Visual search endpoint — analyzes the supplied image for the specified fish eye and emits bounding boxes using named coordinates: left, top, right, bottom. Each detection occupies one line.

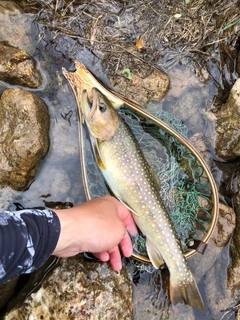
left=99, top=103, right=107, bottom=113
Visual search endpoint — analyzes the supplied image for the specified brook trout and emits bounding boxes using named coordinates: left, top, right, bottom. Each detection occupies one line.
left=81, top=87, right=204, bottom=310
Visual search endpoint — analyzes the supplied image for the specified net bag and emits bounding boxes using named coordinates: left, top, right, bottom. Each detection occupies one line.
left=63, top=61, right=219, bottom=269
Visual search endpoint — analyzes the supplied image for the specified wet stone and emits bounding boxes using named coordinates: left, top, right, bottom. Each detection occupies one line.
left=0, top=88, right=50, bottom=191
left=215, top=79, right=240, bottom=161
left=39, top=167, right=72, bottom=198
left=169, top=87, right=208, bottom=133
left=102, top=47, right=169, bottom=105
left=189, top=132, right=215, bottom=165
left=167, top=67, right=204, bottom=99
left=0, top=41, right=42, bottom=88
left=0, top=1, right=23, bottom=12
left=212, top=203, right=236, bottom=247
left=0, top=1, right=35, bottom=54
left=237, top=52, right=240, bottom=76
left=3, top=255, right=133, bottom=320
left=227, top=174, right=240, bottom=295
left=0, top=187, right=19, bottom=211
left=50, top=118, right=79, bottom=162
left=0, top=277, right=19, bottom=311
left=189, top=202, right=236, bottom=282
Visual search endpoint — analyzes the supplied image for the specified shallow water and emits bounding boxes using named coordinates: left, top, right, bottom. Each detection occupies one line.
left=0, top=1, right=239, bottom=319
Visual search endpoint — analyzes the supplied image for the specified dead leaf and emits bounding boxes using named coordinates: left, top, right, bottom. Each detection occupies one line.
left=135, top=35, right=144, bottom=49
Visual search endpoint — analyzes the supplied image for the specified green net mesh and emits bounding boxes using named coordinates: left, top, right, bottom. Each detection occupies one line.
left=81, top=106, right=213, bottom=269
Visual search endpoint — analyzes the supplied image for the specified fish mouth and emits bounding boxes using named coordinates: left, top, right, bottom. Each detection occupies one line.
left=81, top=89, right=97, bottom=122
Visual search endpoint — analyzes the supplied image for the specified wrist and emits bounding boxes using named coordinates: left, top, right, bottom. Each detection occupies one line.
left=52, top=207, right=83, bottom=257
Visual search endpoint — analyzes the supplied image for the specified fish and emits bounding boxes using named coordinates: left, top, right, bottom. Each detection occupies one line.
left=80, top=87, right=204, bottom=310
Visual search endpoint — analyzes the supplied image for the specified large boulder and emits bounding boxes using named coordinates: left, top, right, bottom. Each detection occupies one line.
left=3, top=255, right=133, bottom=320
left=228, top=174, right=240, bottom=294
left=102, top=45, right=169, bottom=105
left=215, top=79, right=240, bottom=161
left=0, top=41, right=42, bottom=88
left=0, top=1, right=35, bottom=54
left=0, top=88, right=50, bottom=190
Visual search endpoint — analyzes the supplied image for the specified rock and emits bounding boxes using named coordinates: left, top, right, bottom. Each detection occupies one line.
left=167, top=67, right=204, bottom=98
left=237, top=52, right=240, bottom=76
left=3, top=257, right=60, bottom=312
left=0, top=277, right=19, bottom=311
left=215, top=79, right=240, bottom=161
left=212, top=203, right=236, bottom=247
left=0, top=187, right=19, bottom=210
left=0, top=88, right=50, bottom=191
left=200, top=186, right=238, bottom=318
left=189, top=132, right=213, bottom=165
left=188, top=202, right=236, bottom=282
left=51, top=169, right=71, bottom=196
left=113, top=68, right=169, bottom=105
left=102, top=47, right=169, bottom=105
left=202, top=244, right=233, bottom=320
left=17, top=167, right=73, bottom=208
left=0, top=1, right=35, bottom=54
left=50, top=118, right=79, bottom=162
left=168, top=87, right=208, bottom=132
left=3, top=255, right=133, bottom=320
left=0, top=41, right=42, bottom=88
left=227, top=174, right=240, bottom=294
left=0, top=1, right=23, bottom=12
left=41, top=167, right=71, bottom=197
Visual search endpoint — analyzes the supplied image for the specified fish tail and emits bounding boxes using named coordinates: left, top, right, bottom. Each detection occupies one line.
left=170, top=275, right=204, bottom=310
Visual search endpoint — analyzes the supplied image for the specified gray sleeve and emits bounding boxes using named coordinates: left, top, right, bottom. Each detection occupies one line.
left=0, top=209, right=60, bottom=284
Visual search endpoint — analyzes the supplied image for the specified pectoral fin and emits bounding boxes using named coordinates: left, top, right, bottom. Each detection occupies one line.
left=146, top=238, right=164, bottom=269
left=117, top=197, right=139, bottom=216
left=91, top=137, right=106, bottom=170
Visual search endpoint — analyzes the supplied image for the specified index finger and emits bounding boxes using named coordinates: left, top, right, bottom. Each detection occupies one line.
left=117, top=201, right=138, bottom=236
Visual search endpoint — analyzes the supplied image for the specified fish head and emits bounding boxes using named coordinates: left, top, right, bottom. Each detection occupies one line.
left=62, top=61, right=124, bottom=109
left=81, top=88, right=120, bottom=141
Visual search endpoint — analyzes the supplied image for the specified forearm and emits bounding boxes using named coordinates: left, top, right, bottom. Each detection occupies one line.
left=0, top=209, right=60, bottom=284
left=0, top=196, right=137, bottom=282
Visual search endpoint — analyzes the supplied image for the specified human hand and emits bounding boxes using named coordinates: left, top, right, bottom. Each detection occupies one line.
left=52, top=196, right=138, bottom=271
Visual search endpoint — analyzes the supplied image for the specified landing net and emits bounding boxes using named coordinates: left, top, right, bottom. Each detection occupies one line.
left=82, top=107, right=213, bottom=268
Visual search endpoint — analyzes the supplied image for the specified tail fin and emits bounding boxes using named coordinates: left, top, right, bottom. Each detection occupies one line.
left=170, top=276, right=204, bottom=310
